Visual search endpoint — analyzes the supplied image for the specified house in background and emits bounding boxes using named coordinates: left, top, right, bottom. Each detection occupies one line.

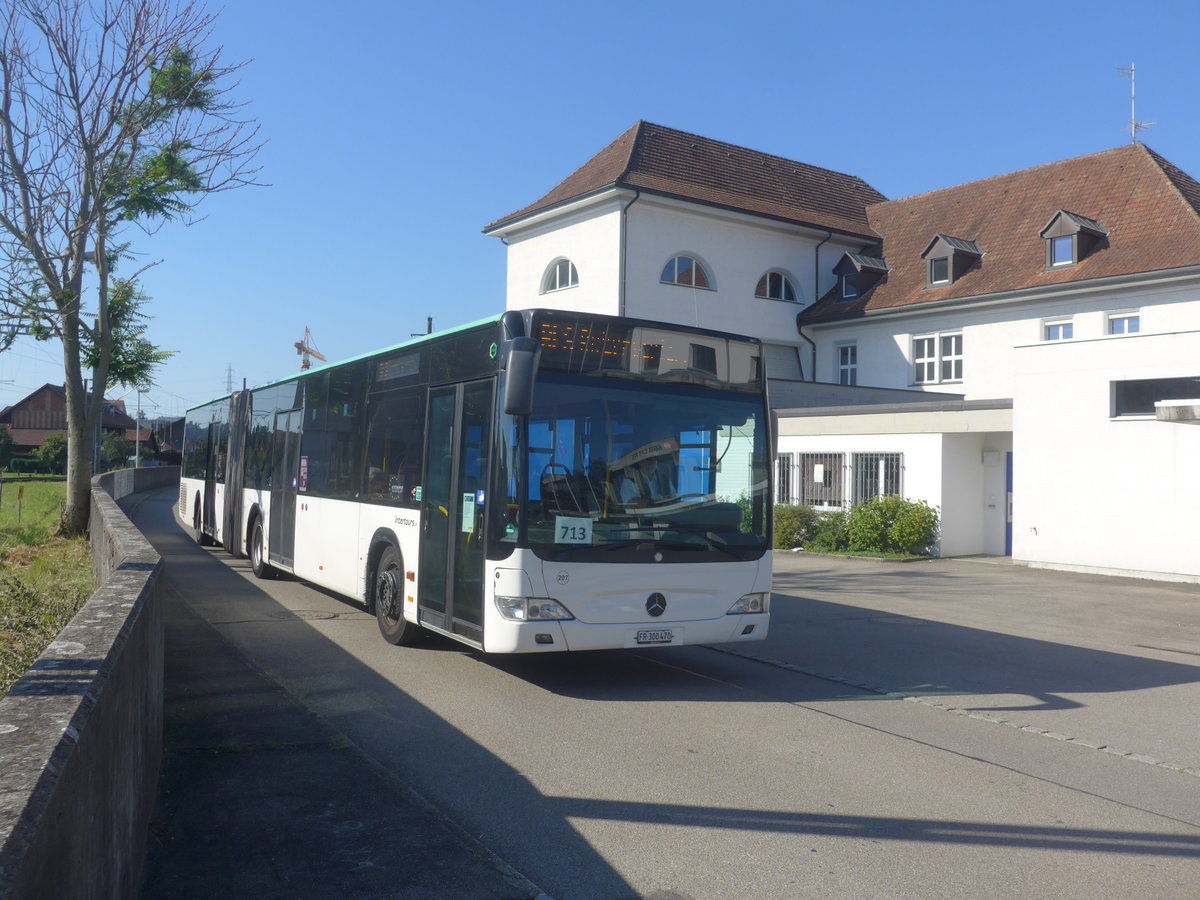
left=487, top=124, right=1200, bottom=583
left=0, top=383, right=139, bottom=459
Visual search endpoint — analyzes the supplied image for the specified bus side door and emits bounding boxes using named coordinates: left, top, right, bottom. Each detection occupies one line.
left=269, top=408, right=302, bottom=569
left=420, top=380, right=493, bottom=643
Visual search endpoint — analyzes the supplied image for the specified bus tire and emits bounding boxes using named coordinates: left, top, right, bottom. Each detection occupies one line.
left=249, top=516, right=275, bottom=579
left=193, top=500, right=214, bottom=546
left=374, top=544, right=420, bottom=646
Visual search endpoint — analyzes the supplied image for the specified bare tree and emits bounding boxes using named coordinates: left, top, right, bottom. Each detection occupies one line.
left=0, top=0, right=258, bottom=533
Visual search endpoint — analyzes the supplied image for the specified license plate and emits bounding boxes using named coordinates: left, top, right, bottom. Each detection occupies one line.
left=636, top=629, right=674, bottom=645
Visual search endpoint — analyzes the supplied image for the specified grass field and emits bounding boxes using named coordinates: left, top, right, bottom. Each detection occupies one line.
left=0, top=479, right=95, bottom=697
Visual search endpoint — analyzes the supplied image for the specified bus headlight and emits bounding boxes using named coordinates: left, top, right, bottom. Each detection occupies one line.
left=727, top=592, right=770, bottom=615
left=495, top=596, right=575, bottom=621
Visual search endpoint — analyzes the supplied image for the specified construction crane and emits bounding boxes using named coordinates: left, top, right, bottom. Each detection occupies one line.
left=294, top=327, right=327, bottom=370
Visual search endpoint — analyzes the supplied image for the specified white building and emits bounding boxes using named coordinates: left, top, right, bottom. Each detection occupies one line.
left=486, top=123, right=1200, bottom=583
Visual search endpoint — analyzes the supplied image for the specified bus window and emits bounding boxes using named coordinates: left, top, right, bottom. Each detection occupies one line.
left=363, top=389, right=424, bottom=505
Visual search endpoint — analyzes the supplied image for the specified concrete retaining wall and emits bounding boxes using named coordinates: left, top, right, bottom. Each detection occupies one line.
left=0, top=467, right=178, bottom=899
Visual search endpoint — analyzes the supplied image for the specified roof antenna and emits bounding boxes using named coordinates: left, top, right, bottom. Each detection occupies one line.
left=1119, top=63, right=1153, bottom=143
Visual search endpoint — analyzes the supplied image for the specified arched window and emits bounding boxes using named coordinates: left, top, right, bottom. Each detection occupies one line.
left=755, top=270, right=797, bottom=302
left=660, top=255, right=712, bottom=289
left=542, top=259, right=579, bottom=293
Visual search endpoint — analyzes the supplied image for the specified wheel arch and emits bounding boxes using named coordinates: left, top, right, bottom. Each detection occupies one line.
left=245, top=502, right=264, bottom=557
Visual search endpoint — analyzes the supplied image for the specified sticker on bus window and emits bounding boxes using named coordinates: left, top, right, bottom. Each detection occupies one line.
left=461, top=493, right=476, bottom=533
left=555, top=516, right=592, bottom=545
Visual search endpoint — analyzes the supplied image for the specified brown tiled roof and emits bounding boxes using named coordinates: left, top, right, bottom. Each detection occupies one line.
left=801, top=143, right=1200, bottom=324
left=484, top=121, right=886, bottom=238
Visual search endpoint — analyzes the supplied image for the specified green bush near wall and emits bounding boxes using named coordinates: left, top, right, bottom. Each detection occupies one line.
left=776, top=496, right=939, bottom=556
left=774, top=504, right=819, bottom=550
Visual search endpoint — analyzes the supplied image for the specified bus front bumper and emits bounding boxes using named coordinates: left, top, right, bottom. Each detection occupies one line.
left=481, top=612, right=769, bottom=653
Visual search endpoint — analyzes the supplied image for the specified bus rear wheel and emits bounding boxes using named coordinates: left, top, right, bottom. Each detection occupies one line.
left=249, top=517, right=275, bottom=579
left=374, top=545, right=419, bottom=645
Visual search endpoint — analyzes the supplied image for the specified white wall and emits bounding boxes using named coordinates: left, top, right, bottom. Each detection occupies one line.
left=1013, top=329, right=1200, bottom=581
left=502, top=199, right=625, bottom=316
left=809, top=275, right=1200, bottom=400
left=776, top=425, right=1012, bottom=557
left=621, top=198, right=864, bottom=361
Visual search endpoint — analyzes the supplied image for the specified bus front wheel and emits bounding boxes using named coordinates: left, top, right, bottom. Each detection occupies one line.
left=374, top=545, right=420, bottom=646
left=249, top=517, right=275, bottom=579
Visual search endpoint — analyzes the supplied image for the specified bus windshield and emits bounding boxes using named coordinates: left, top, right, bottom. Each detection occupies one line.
left=496, top=374, right=770, bottom=563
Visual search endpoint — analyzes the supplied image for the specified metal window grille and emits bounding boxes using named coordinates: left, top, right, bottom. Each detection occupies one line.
left=775, top=452, right=904, bottom=509
left=799, top=452, right=845, bottom=508
left=852, top=452, right=903, bottom=504
left=775, top=453, right=795, bottom=504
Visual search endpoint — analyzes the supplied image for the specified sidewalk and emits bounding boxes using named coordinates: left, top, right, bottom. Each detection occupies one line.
left=139, top=578, right=542, bottom=899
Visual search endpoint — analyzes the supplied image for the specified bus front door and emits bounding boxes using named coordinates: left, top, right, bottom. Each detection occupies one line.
left=269, top=408, right=302, bottom=569
left=420, top=380, right=493, bottom=644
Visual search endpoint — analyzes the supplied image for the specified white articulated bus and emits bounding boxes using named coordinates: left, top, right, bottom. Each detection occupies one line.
left=180, top=309, right=773, bottom=653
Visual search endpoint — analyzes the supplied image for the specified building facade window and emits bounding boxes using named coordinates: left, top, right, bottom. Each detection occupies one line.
left=840, top=273, right=858, bottom=299
left=912, top=332, right=963, bottom=384
left=755, top=270, right=797, bottom=302
left=1044, top=319, right=1073, bottom=341
left=836, top=342, right=857, bottom=385
left=542, top=259, right=579, bottom=293
left=661, top=255, right=712, bottom=289
left=1108, top=312, right=1140, bottom=335
left=1113, top=376, right=1200, bottom=417
left=939, top=333, right=963, bottom=381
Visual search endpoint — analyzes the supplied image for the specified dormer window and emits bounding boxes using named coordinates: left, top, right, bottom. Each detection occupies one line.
left=833, top=252, right=887, bottom=301
left=921, top=234, right=981, bottom=287
left=1040, top=210, right=1107, bottom=269
left=1050, top=236, right=1074, bottom=267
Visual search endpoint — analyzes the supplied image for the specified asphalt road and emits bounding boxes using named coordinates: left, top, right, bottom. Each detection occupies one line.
left=132, top=486, right=1200, bottom=899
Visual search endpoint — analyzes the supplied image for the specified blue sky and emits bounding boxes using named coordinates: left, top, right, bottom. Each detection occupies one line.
left=3, top=0, right=1199, bottom=419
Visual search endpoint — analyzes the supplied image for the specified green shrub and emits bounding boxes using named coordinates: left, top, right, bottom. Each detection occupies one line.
left=32, top=433, right=67, bottom=475
left=773, top=504, right=819, bottom=549
left=888, top=497, right=940, bottom=554
left=805, top=508, right=850, bottom=552
left=847, top=495, right=939, bottom=554
left=8, top=457, right=41, bottom=475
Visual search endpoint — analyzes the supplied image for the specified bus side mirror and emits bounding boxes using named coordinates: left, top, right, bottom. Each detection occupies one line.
left=503, top=337, right=540, bottom=416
